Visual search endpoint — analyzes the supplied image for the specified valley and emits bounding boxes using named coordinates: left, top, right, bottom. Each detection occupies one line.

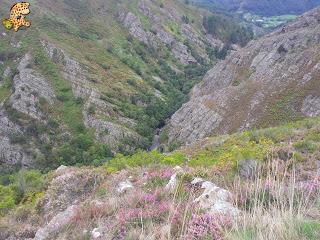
left=0, top=1, right=320, bottom=239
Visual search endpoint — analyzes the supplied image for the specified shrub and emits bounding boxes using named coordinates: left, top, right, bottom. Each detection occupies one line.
left=87, top=105, right=96, bottom=115
left=297, top=220, right=320, bottom=240
left=10, top=170, right=45, bottom=203
left=0, top=185, right=15, bottom=215
left=9, top=132, right=27, bottom=144
left=293, top=140, right=317, bottom=154
left=185, top=213, right=231, bottom=240
left=277, top=44, right=288, bottom=54
left=161, top=152, right=187, bottom=165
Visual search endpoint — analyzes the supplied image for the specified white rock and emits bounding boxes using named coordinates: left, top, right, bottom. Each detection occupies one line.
left=165, top=173, right=177, bottom=191
left=91, top=228, right=101, bottom=239
left=210, top=200, right=240, bottom=217
left=117, top=180, right=133, bottom=193
left=194, top=187, right=231, bottom=208
left=56, top=165, right=68, bottom=172
left=173, top=166, right=183, bottom=173
left=191, top=177, right=204, bottom=185
left=193, top=180, right=239, bottom=218
left=201, top=181, right=218, bottom=190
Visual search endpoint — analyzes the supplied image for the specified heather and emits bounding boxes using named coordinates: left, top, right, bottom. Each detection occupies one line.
left=1, top=117, right=320, bottom=239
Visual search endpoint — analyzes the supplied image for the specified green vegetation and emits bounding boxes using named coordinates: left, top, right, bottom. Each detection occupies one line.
left=33, top=43, right=84, bottom=133
left=103, top=117, right=320, bottom=174
left=0, top=170, right=45, bottom=215
left=103, top=151, right=187, bottom=172
left=203, top=15, right=253, bottom=47
left=297, top=220, right=320, bottom=240
left=294, top=140, right=318, bottom=154
left=243, top=13, right=297, bottom=28
left=0, top=185, right=15, bottom=215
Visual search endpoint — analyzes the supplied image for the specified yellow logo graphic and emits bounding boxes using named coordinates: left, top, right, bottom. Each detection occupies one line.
left=2, top=2, right=31, bottom=32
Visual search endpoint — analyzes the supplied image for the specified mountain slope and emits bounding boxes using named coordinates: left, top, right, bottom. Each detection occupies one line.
left=1, top=116, right=319, bottom=239
left=193, top=0, right=320, bottom=16
left=165, top=7, right=320, bottom=146
left=2, top=0, right=249, bottom=171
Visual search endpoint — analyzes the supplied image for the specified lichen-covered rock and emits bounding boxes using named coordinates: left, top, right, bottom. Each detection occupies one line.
left=34, top=205, right=79, bottom=240
left=193, top=180, right=239, bottom=217
left=0, top=106, right=32, bottom=170
left=117, top=180, right=134, bottom=193
left=9, top=54, right=55, bottom=120
left=37, top=168, right=102, bottom=218
left=301, top=95, right=320, bottom=117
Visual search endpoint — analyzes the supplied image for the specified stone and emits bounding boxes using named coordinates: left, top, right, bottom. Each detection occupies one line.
left=9, top=54, right=55, bottom=120
left=117, top=180, right=134, bottom=193
left=91, top=228, right=101, bottom=239
left=191, top=177, right=204, bottom=185
left=193, top=180, right=239, bottom=218
left=210, top=200, right=240, bottom=217
left=34, top=205, right=79, bottom=240
left=301, top=95, right=320, bottom=117
left=165, top=173, right=177, bottom=191
left=55, top=165, right=68, bottom=173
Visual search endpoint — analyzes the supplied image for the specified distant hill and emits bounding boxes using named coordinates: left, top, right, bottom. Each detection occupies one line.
left=192, top=0, right=320, bottom=16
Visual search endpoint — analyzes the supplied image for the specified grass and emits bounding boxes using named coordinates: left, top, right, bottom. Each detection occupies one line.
left=0, top=76, right=12, bottom=102
left=4, top=158, right=315, bottom=239
left=32, top=40, right=84, bottom=133
left=1, top=114, right=320, bottom=239
left=297, top=220, right=320, bottom=240
left=228, top=160, right=320, bottom=240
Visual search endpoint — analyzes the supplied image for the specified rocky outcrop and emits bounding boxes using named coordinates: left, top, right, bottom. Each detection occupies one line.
left=166, top=8, right=320, bottom=145
left=117, top=0, right=222, bottom=65
left=118, top=11, right=156, bottom=47
left=38, top=167, right=101, bottom=217
left=0, top=53, right=56, bottom=170
left=118, top=10, right=197, bottom=65
left=9, top=54, right=55, bottom=120
left=42, top=41, right=143, bottom=150
left=193, top=179, right=240, bottom=217
left=34, top=205, right=79, bottom=240
left=301, top=95, right=320, bottom=117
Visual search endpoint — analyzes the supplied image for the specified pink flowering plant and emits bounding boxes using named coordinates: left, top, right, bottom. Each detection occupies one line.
left=117, top=191, right=170, bottom=225
left=185, top=213, right=232, bottom=240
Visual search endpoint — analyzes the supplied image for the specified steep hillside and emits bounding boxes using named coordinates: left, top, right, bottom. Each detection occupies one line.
left=165, top=7, right=320, bottom=146
left=0, top=0, right=254, bottom=172
left=1, top=116, right=319, bottom=239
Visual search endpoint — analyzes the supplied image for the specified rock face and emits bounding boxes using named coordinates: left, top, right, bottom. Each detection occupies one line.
left=118, top=0, right=220, bottom=65
left=41, top=41, right=142, bottom=151
left=37, top=167, right=101, bottom=217
left=0, top=52, right=55, bottom=171
left=166, top=8, right=320, bottom=145
left=301, top=95, right=320, bottom=117
left=9, top=54, right=55, bottom=120
left=0, top=107, right=29, bottom=169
